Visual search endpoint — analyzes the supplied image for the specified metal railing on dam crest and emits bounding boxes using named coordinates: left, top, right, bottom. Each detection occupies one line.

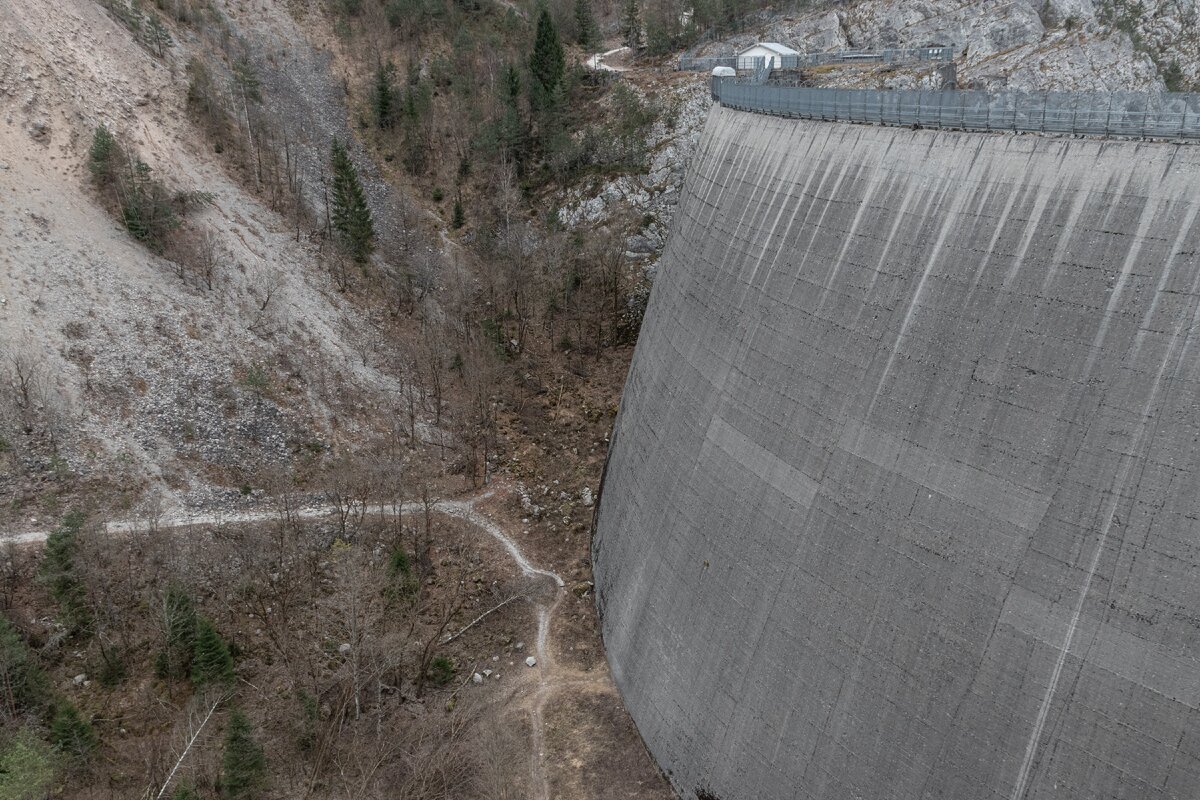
left=712, top=79, right=1200, bottom=140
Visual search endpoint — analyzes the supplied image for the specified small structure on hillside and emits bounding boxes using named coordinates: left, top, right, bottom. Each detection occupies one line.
left=737, top=42, right=800, bottom=69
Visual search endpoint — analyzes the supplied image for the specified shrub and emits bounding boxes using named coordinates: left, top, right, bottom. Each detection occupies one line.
left=1164, top=60, right=1186, bottom=92
left=427, top=656, right=455, bottom=686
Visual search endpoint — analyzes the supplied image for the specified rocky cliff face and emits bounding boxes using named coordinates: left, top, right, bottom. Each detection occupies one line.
left=563, top=0, right=1194, bottom=288
left=699, top=0, right=1197, bottom=91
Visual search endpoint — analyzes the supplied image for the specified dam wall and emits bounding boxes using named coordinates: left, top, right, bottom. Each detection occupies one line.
left=593, top=106, right=1200, bottom=800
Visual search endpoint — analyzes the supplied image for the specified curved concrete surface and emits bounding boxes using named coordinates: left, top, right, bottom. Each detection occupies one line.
left=594, top=106, right=1200, bottom=800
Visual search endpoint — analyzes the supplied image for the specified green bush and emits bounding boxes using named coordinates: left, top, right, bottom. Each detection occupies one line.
left=1164, top=60, right=1186, bottom=92
left=427, top=656, right=455, bottom=686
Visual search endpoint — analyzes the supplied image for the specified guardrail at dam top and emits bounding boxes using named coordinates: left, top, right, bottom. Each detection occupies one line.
left=712, top=80, right=1200, bottom=140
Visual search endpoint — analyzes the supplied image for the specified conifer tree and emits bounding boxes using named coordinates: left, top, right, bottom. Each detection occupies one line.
left=171, top=785, right=200, bottom=800
left=374, top=62, right=395, bottom=129
left=159, top=585, right=197, bottom=679
left=529, top=8, right=565, bottom=108
left=452, top=197, right=465, bottom=229
left=329, top=139, right=376, bottom=263
left=50, top=702, right=97, bottom=759
left=574, top=0, right=600, bottom=49
left=88, top=126, right=119, bottom=187
left=497, top=64, right=527, bottom=162
left=621, top=0, right=642, bottom=48
left=221, top=711, right=266, bottom=800
left=39, top=512, right=90, bottom=633
left=191, top=617, right=234, bottom=686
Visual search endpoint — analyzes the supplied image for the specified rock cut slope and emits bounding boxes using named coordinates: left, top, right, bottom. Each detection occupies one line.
left=595, top=106, right=1200, bottom=800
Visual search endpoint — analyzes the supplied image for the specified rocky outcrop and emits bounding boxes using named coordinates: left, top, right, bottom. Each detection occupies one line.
left=557, top=77, right=710, bottom=273
left=694, top=0, right=1193, bottom=91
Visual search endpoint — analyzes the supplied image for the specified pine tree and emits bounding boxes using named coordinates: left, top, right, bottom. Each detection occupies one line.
left=88, top=126, right=119, bottom=186
left=621, top=0, right=642, bottom=49
left=529, top=8, right=565, bottom=108
left=452, top=197, right=465, bottom=229
left=171, top=784, right=201, bottom=800
left=574, top=0, right=599, bottom=49
left=50, top=702, right=97, bottom=759
left=191, top=617, right=234, bottom=686
left=221, top=711, right=266, bottom=800
left=330, top=138, right=376, bottom=263
left=160, top=585, right=197, bottom=680
left=39, top=511, right=90, bottom=633
left=374, top=62, right=395, bottom=129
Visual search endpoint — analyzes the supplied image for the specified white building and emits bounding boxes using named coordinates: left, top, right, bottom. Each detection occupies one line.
left=736, top=42, right=800, bottom=70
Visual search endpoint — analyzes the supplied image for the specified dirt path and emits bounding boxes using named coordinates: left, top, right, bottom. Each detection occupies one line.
left=586, top=47, right=632, bottom=72
left=3, top=492, right=592, bottom=800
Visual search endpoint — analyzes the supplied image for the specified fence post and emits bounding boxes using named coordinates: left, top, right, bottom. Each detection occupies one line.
left=1104, top=94, right=1114, bottom=137
left=1182, top=100, right=1189, bottom=139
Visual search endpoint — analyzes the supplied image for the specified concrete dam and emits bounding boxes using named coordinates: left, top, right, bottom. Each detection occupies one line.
left=593, top=105, right=1200, bottom=800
